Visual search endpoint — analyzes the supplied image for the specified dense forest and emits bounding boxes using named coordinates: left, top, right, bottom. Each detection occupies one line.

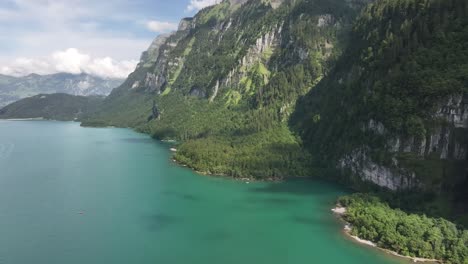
left=0, top=93, right=104, bottom=121
left=292, top=0, right=468, bottom=224
left=293, top=0, right=468, bottom=163
left=339, top=194, right=468, bottom=263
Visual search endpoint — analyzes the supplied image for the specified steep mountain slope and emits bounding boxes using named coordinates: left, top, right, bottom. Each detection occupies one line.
left=292, top=0, right=468, bottom=220
left=84, top=0, right=370, bottom=177
left=0, top=73, right=123, bottom=107
left=84, top=0, right=467, bottom=190
left=0, top=93, right=104, bottom=121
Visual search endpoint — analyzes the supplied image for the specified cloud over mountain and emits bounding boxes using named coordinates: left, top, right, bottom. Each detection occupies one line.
left=186, top=0, right=221, bottom=12
left=146, top=20, right=178, bottom=33
left=0, top=48, right=137, bottom=79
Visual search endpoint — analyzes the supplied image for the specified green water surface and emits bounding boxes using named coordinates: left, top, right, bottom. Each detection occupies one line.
left=0, top=121, right=407, bottom=264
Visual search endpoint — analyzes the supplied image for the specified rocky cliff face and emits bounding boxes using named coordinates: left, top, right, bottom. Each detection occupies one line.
left=98, top=0, right=356, bottom=115
left=338, top=92, right=468, bottom=190
left=293, top=0, right=468, bottom=194
left=139, top=34, right=171, bottom=68
left=339, top=148, right=420, bottom=190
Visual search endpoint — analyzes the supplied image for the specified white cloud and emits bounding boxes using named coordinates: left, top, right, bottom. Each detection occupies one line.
left=186, top=0, right=221, bottom=12
left=0, top=0, right=153, bottom=72
left=85, top=57, right=138, bottom=79
left=52, top=48, right=90, bottom=74
left=146, top=20, right=178, bottom=33
left=0, top=48, right=138, bottom=79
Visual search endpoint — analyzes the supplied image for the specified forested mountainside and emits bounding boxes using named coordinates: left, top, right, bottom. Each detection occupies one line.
left=83, top=0, right=467, bottom=220
left=0, top=93, right=104, bottom=121
left=293, top=0, right=468, bottom=222
left=84, top=0, right=370, bottom=177
left=0, top=73, right=122, bottom=107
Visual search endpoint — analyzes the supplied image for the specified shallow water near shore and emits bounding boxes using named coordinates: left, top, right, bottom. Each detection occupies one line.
left=0, top=121, right=408, bottom=264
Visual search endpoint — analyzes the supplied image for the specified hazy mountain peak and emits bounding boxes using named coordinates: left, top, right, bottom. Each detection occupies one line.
left=0, top=72, right=124, bottom=107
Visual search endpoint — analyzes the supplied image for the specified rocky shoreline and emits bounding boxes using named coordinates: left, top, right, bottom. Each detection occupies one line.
left=332, top=206, right=441, bottom=263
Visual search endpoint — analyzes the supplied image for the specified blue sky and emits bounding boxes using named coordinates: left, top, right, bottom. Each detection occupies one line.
left=0, top=0, right=221, bottom=78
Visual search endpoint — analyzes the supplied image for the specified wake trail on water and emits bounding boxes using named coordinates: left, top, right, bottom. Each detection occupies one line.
left=0, top=142, right=15, bottom=159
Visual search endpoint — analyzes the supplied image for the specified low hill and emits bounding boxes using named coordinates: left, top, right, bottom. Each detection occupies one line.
left=0, top=93, right=104, bottom=121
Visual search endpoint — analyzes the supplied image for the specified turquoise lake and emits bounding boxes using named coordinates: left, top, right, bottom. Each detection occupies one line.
left=0, top=120, right=408, bottom=264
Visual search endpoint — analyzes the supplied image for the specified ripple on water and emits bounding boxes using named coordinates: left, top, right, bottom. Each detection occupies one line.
left=142, top=213, right=178, bottom=232
left=0, top=142, right=14, bottom=159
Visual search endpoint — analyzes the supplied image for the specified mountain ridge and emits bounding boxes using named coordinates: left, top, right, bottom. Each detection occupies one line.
left=0, top=72, right=123, bottom=107
left=84, top=0, right=366, bottom=177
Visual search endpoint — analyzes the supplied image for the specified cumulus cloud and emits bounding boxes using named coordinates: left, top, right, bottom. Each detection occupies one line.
left=146, top=20, right=178, bottom=33
left=52, top=48, right=90, bottom=74
left=0, top=48, right=137, bottom=79
left=186, top=0, right=221, bottom=12
left=0, top=0, right=153, bottom=74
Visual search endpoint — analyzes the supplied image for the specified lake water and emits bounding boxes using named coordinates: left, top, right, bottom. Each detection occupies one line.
left=0, top=121, right=406, bottom=264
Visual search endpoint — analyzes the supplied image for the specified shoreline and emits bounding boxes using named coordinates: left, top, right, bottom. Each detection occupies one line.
left=169, top=153, right=284, bottom=183
left=164, top=141, right=285, bottom=183
left=1, top=121, right=444, bottom=263
left=332, top=206, right=441, bottom=263
left=1, top=117, right=44, bottom=121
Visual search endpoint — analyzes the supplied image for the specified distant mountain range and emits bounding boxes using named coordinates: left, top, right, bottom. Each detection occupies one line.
left=0, top=73, right=123, bottom=107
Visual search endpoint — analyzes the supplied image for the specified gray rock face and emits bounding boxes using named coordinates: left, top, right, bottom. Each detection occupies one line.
left=227, top=0, right=284, bottom=9
left=385, top=93, right=468, bottom=161
left=189, top=86, right=206, bottom=98
left=178, top=18, right=194, bottom=31
left=269, top=0, right=285, bottom=9
left=434, top=93, right=468, bottom=129
left=365, top=119, right=386, bottom=135
left=139, top=34, right=171, bottom=68
left=339, top=149, right=419, bottom=190
left=130, top=27, right=192, bottom=94
left=209, top=80, right=220, bottom=102
left=317, top=14, right=334, bottom=27
left=345, top=0, right=376, bottom=9
left=221, top=24, right=283, bottom=90
left=144, top=73, right=166, bottom=94
left=343, top=93, right=468, bottom=190
left=229, top=0, right=249, bottom=5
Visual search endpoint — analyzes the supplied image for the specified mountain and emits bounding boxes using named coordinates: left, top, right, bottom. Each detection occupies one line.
left=292, top=0, right=468, bottom=218
left=0, top=93, right=104, bottom=121
left=0, top=73, right=123, bottom=107
left=84, top=0, right=370, bottom=177
left=83, top=0, right=467, bottom=219
left=76, top=0, right=468, bottom=260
